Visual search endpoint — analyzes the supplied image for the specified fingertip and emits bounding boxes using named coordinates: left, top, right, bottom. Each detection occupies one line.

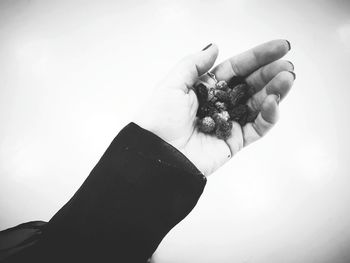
left=201, top=43, right=219, bottom=59
left=288, top=70, right=296, bottom=80
left=287, top=60, right=294, bottom=71
left=274, top=39, right=291, bottom=53
left=266, top=70, right=295, bottom=99
left=202, top=43, right=212, bottom=51
left=266, top=39, right=291, bottom=57
left=194, top=43, right=219, bottom=74
left=285, top=40, right=291, bottom=51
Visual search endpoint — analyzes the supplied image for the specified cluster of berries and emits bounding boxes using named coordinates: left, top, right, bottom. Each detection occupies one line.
left=195, top=76, right=258, bottom=140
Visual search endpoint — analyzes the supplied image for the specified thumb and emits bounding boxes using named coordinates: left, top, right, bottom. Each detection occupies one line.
left=162, top=44, right=219, bottom=92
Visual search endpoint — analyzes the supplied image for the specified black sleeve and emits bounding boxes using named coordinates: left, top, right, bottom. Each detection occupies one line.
left=2, top=123, right=206, bottom=263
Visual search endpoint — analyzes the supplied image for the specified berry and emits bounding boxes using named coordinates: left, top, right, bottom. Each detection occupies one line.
left=194, top=75, right=257, bottom=139
left=197, top=116, right=216, bottom=133
left=246, top=85, right=256, bottom=97
left=195, top=83, right=208, bottom=104
left=215, top=101, right=227, bottom=111
left=219, top=111, right=230, bottom=121
left=208, top=88, right=215, bottom=101
left=228, top=76, right=245, bottom=89
left=246, top=108, right=259, bottom=123
left=210, top=96, right=218, bottom=103
left=237, top=114, right=248, bottom=126
left=228, top=105, right=249, bottom=126
left=216, top=80, right=229, bottom=91
left=215, top=119, right=232, bottom=140
left=213, top=111, right=230, bottom=122
left=214, top=90, right=230, bottom=102
left=197, top=103, right=218, bottom=118
left=228, top=84, right=250, bottom=108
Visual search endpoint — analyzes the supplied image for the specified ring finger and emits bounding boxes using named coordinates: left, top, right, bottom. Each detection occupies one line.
left=247, top=71, right=295, bottom=111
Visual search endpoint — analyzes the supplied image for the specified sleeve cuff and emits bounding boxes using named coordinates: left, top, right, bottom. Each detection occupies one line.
left=114, top=122, right=206, bottom=186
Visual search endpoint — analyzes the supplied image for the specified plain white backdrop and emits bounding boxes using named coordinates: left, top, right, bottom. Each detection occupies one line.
left=1, top=0, right=350, bottom=262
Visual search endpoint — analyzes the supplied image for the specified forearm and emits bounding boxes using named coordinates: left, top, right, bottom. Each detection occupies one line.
left=4, top=123, right=206, bottom=263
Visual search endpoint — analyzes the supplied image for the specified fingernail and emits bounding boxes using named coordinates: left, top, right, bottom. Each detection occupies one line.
left=288, top=70, right=296, bottom=80
left=202, top=43, right=212, bottom=51
left=285, top=40, right=291, bottom=51
left=275, top=94, right=281, bottom=105
left=288, top=61, right=294, bottom=70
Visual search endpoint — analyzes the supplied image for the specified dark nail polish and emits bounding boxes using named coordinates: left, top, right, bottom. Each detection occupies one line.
left=202, top=43, right=212, bottom=51
left=288, top=61, right=294, bottom=70
left=285, top=40, right=291, bottom=51
left=276, top=94, right=281, bottom=105
left=288, top=70, right=296, bottom=80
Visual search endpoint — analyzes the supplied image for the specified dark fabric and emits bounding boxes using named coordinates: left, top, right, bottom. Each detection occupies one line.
left=0, top=221, right=46, bottom=261
left=0, top=123, right=206, bottom=262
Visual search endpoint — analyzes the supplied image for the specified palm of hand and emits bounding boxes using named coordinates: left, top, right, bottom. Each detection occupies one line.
left=147, top=87, right=232, bottom=176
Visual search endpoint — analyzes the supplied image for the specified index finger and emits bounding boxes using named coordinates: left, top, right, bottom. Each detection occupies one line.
left=211, top=39, right=291, bottom=81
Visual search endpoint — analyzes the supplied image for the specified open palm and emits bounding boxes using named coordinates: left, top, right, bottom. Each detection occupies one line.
left=135, top=40, right=295, bottom=176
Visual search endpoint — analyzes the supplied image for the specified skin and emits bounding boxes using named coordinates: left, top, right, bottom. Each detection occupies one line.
left=134, top=40, right=295, bottom=176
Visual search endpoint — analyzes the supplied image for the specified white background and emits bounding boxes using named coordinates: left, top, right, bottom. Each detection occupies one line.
left=1, top=0, right=350, bottom=262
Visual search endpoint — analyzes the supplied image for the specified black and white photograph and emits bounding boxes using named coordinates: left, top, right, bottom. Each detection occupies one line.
left=0, top=0, right=349, bottom=262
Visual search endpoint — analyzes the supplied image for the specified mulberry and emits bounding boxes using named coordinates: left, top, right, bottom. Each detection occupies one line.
left=229, top=105, right=248, bottom=120
left=216, top=80, right=229, bottom=91
left=228, top=105, right=258, bottom=126
left=228, top=84, right=250, bottom=108
left=195, top=83, right=208, bottom=104
left=214, top=90, right=230, bottom=102
left=215, top=101, right=227, bottom=111
left=208, top=88, right=216, bottom=101
left=197, top=102, right=219, bottom=118
left=246, top=108, right=259, bottom=123
left=228, top=76, right=245, bottom=89
left=194, top=77, right=258, bottom=139
left=213, top=111, right=230, bottom=122
left=215, top=119, right=232, bottom=140
left=197, top=116, right=216, bottom=133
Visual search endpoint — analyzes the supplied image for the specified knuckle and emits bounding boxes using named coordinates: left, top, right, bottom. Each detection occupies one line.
left=229, top=59, right=241, bottom=77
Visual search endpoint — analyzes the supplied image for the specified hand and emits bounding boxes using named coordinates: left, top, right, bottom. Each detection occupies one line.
left=134, top=40, right=295, bottom=176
